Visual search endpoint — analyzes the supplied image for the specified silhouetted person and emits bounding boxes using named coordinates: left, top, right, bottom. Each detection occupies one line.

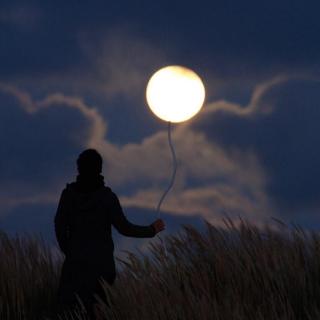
left=54, top=149, right=165, bottom=319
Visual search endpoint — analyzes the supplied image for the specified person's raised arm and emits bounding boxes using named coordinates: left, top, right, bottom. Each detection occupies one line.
left=110, top=192, right=165, bottom=238
left=54, top=189, right=70, bottom=255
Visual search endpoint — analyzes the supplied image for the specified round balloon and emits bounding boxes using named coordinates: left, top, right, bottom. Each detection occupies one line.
left=146, top=65, right=205, bottom=123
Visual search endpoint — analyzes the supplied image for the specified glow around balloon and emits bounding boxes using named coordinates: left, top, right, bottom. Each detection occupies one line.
left=146, top=65, right=205, bottom=123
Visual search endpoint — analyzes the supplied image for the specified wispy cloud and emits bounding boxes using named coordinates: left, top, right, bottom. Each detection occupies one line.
left=81, top=28, right=166, bottom=98
left=198, top=73, right=317, bottom=120
left=0, top=74, right=300, bottom=224
left=4, top=27, right=169, bottom=102
left=199, top=75, right=289, bottom=117
left=0, top=182, right=59, bottom=218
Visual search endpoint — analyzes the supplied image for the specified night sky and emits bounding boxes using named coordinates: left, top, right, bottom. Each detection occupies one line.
left=1, top=0, right=320, bottom=260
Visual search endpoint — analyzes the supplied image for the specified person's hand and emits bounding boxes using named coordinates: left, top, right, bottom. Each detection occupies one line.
left=151, top=219, right=165, bottom=234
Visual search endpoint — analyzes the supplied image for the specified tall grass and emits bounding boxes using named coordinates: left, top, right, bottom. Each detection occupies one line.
left=0, top=230, right=62, bottom=319
left=2, top=217, right=320, bottom=319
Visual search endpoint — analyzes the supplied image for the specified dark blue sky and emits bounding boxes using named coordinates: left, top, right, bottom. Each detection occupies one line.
left=1, top=0, right=320, bottom=260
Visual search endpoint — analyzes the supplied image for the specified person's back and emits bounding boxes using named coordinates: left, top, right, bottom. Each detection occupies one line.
left=63, top=183, right=114, bottom=258
left=54, top=149, right=165, bottom=319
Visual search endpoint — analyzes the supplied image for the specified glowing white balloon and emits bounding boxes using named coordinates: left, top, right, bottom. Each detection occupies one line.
left=146, top=65, right=205, bottom=123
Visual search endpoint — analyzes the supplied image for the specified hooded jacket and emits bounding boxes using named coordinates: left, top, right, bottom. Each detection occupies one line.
left=54, top=176, right=156, bottom=268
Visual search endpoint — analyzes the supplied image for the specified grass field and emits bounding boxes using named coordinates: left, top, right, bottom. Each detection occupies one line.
left=1, top=216, right=320, bottom=319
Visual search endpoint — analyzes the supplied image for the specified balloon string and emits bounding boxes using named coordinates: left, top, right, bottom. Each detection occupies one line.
left=156, top=121, right=178, bottom=257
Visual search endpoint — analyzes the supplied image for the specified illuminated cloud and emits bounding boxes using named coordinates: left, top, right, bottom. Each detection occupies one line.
left=5, top=73, right=318, bottom=225
left=195, top=75, right=296, bottom=118
left=0, top=75, right=288, bottom=224
left=70, top=28, right=168, bottom=99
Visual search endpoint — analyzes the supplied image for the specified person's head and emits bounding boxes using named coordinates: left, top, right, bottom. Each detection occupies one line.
left=77, top=149, right=102, bottom=175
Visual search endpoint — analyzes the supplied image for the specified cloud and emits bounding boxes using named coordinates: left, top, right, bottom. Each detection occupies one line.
left=196, top=74, right=313, bottom=119
left=0, top=83, right=107, bottom=145
left=5, top=73, right=318, bottom=225
left=190, top=76, right=320, bottom=217
left=18, top=28, right=170, bottom=102
left=0, top=75, right=283, bottom=225
left=0, top=188, right=57, bottom=217
left=78, top=28, right=168, bottom=99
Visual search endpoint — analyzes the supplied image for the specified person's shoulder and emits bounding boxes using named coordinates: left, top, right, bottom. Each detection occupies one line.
left=101, top=186, right=117, bottom=197
left=63, top=182, right=76, bottom=193
left=101, top=186, right=121, bottom=204
left=103, top=185, right=112, bottom=192
left=59, top=182, right=77, bottom=198
left=99, top=185, right=111, bottom=194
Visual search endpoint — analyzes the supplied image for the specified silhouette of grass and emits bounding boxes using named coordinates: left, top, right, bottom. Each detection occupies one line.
left=1, top=217, right=320, bottom=319
left=0, top=230, right=61, bottom=319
